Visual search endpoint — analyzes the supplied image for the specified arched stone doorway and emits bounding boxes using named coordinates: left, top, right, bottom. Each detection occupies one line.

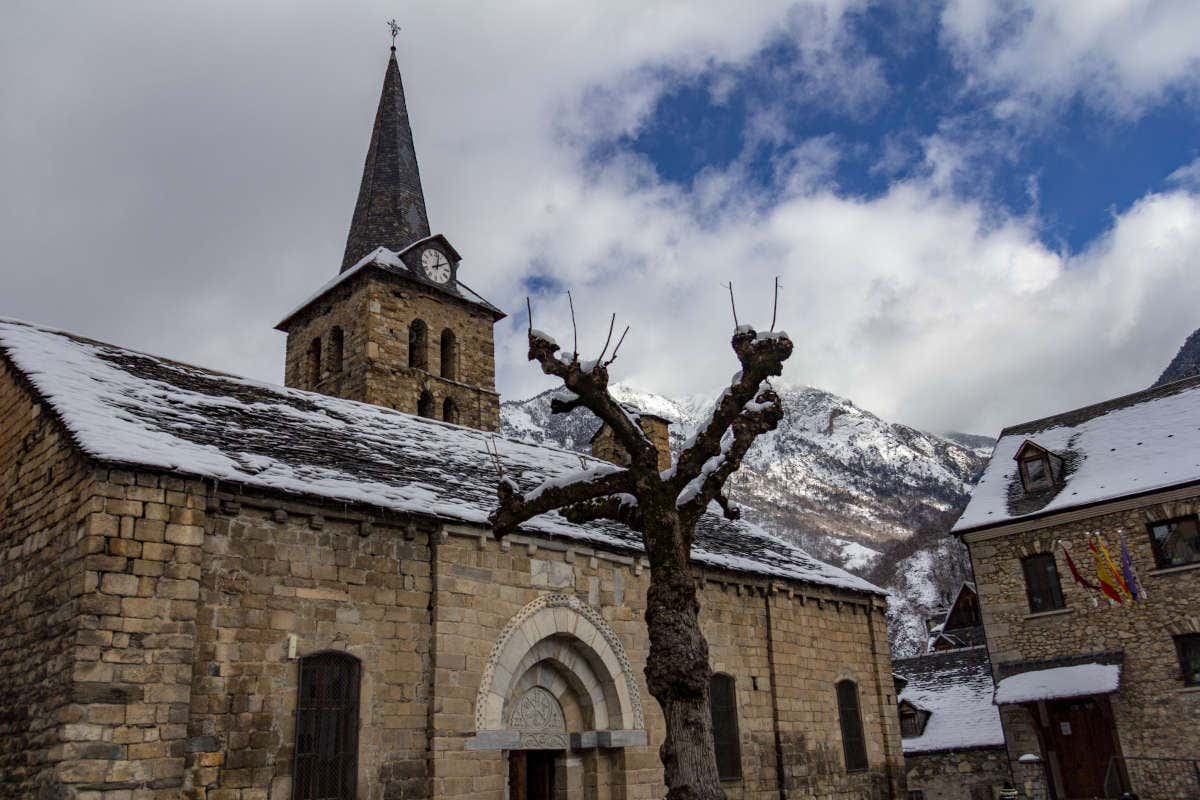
left=467, top=594, right=647, bottom=798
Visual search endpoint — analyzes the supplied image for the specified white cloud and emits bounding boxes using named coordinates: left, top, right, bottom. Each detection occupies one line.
left=1167, top=156, right=1200, bottom=189
left=940, top=0, right=1200, bottom=117
left=2, top=0, right=1199, bottom=441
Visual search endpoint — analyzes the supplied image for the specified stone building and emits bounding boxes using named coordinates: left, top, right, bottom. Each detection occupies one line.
left=953, top=377, right=1200, bottom=799
left=0, top=47, right=907, bottom=799
left=892, top=584, right=1009, bottom=800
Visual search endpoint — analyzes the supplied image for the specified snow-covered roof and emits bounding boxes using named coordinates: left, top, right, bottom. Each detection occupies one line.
left=275, top=239, right=504, bottom=330
left=892, top=647, right=1005, bottom=755
left=954, top=375, right=1200, bottom=533
left=0, top=318, right=881, bottom=595
left=993, top=655, right=1122, bottom=705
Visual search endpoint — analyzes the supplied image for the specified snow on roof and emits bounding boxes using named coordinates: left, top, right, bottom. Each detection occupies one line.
left=892, top=647, right=1005, bottom=754
left=275, top=240, right=503, bottom=329
left=0, top=318, right=881, bottom=595
left=954, top=376, right=1200, bottom=533
left=993, top=660, right=1121, bottom=705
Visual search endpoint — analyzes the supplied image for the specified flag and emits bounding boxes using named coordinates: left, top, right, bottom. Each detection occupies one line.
left=1119, top=532, right=1143, bottom=602
left=1097, top=535, right=1132, bottom=600
left=1061, top=543, right=1099, bottom=591
left=1089, top=536, right=1126, bottom=604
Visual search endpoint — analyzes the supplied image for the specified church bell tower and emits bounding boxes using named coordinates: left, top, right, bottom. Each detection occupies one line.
left=276, top=44, right=504, bottom=432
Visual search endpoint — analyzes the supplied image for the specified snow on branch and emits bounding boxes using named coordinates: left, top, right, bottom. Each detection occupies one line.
left=670, top=325, right=792, bottom=503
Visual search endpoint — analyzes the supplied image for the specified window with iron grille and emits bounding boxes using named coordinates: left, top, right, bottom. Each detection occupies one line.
left=1021, top=553, right=1066, bottom=614
left=294, top=652, right=361, bottom=800
left=1147, top=515, right=1200, bottom=569
left=709, top=673, right=742, bottom=781
left=907, top=791, right=926, bottom=800
left=836, top=679, right=868, bottom=772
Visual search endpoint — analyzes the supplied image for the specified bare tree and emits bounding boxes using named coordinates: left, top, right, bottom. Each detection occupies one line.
left=490, top=301, right=792, bottom=800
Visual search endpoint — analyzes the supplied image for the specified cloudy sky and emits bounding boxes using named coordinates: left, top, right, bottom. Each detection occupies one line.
left=3, top=1, right=1200, bottom=435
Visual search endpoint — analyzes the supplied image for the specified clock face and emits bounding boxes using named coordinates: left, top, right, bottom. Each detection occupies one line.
left=421, top=248, right=452, bottom=284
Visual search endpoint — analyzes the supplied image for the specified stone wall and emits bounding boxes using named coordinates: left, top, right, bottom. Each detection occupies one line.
left=282, top=269, right=501, bottom=431
left=903, top=747, right=1010, bottom=800
left=183, top=492, right=434, bottom=800
left=0, top=362, right=95, bottom=796
left=1, top=359, right=211, bottom=798
left=428, top=527, right=904, bottom=800
left=965, top=490, right=1200, bottom=798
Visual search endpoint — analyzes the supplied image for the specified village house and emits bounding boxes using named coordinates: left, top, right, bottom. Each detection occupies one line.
left=0, top=47, right=907, bottom=799
left=953, top=378, right=1200, bottom=799
left=892, top=584, right=1009, bottom=800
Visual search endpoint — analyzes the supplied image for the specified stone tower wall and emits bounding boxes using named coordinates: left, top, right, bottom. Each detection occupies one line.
left=282, top=270, right=499, bottom=431
left=591, top=416, right=672, bottom=472
left=364, top=274, right=499, bottom=431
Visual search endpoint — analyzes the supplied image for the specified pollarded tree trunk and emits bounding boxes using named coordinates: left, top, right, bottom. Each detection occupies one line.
left=642, top=510, right=723, bottom=800
left=490, top=314, right=791, bottom=800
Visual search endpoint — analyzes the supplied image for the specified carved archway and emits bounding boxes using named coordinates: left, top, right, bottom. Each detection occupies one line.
left=468, top=593, right=646, bottom=751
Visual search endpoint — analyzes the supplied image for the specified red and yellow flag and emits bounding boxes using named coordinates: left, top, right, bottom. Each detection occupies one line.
left=1089, top=535, right=1131, bottom=603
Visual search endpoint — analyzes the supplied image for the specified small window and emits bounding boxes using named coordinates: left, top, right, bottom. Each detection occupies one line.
left=1147, top=515, right=1200, bottom=569
left=417, top=390, right=434, bottom=419
left=442, top=397, right=459, bottom=425
left=908, top=791, right=926, bottom=800
left=307, top=338, right=322, bottom=387
left=836, top=679, right=868, bottom=772
left=709, top=673, right=742, bottom=781
left=899, top=709, right=920, bottom=737
left=294, top=652, right=361, bottom=800
left=1020, top=455, right=1051, bottom=491
left=408, top=319, right=428, bottom=370
left=440, top=328, right=457, bottom=380
left=1176, top=634, right=1200, bottom=686
left=329, top=327, right=345, bottom=373
left=1022, top=553, right=1066, bottom=614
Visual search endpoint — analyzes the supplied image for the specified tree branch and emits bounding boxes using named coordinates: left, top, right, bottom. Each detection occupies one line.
left=560, top=494, right=642, bottom=528
left=677, top=388, right=784, bottom=527
left=490, top=465, right=634, bottom=538
left=527, top=327, right=655, bottom=467
left=671, top=326, right=792, bottom=492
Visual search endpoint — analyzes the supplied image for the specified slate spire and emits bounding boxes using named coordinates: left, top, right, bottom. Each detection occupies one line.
left=341, top=47, right=431, bottom=271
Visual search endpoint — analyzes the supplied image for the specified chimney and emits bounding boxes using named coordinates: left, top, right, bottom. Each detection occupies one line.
left=590, top=409, right=672, bottom=472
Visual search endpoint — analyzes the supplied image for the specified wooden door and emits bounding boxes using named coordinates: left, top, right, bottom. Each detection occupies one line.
left=1046, top=698, right=1117, bottom=799
left=508, top=751, right=556, bottom=800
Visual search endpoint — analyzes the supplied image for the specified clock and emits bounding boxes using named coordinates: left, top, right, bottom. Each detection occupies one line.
left=421, top=248, right=452, bottom=284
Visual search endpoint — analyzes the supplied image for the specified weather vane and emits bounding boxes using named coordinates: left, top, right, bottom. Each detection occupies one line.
left=388, top=19, right=401, bottom=50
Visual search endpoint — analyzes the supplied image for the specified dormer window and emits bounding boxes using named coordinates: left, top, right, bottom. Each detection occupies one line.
left=1013, top=440, right=1063, bottom=493
left=897, top=700, right=928, bottom=738
left=1021, top=454, right=1049, bottom=489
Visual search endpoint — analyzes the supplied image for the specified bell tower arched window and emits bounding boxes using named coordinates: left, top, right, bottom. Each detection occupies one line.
left=836, top=679, right=868, bottom=772
left=329, top=327, right=344, bottom=373
left=709, top=673, right=742, bottom=781
left=408, top=319, right=428, bottom=370
left=418, top=390, right=434, bottom=419
left=443, top=397, right=459, bottom=424
left=294, top=651, right=361, bottom=800
left=307, top=338, right=322, bottom=388
left=440, top=328, right=457, bottom=380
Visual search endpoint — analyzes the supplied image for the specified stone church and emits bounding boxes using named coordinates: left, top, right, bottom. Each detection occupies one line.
left=0, top=46, right=904, bottom=800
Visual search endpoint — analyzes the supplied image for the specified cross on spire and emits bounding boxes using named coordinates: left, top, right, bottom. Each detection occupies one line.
left=388, top=19, right=400, bottom=51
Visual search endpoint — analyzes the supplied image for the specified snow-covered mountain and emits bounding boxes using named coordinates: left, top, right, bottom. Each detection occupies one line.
left=501, top=382, right=987, bottom=556
left=501, top=381, right=989, bottom=655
